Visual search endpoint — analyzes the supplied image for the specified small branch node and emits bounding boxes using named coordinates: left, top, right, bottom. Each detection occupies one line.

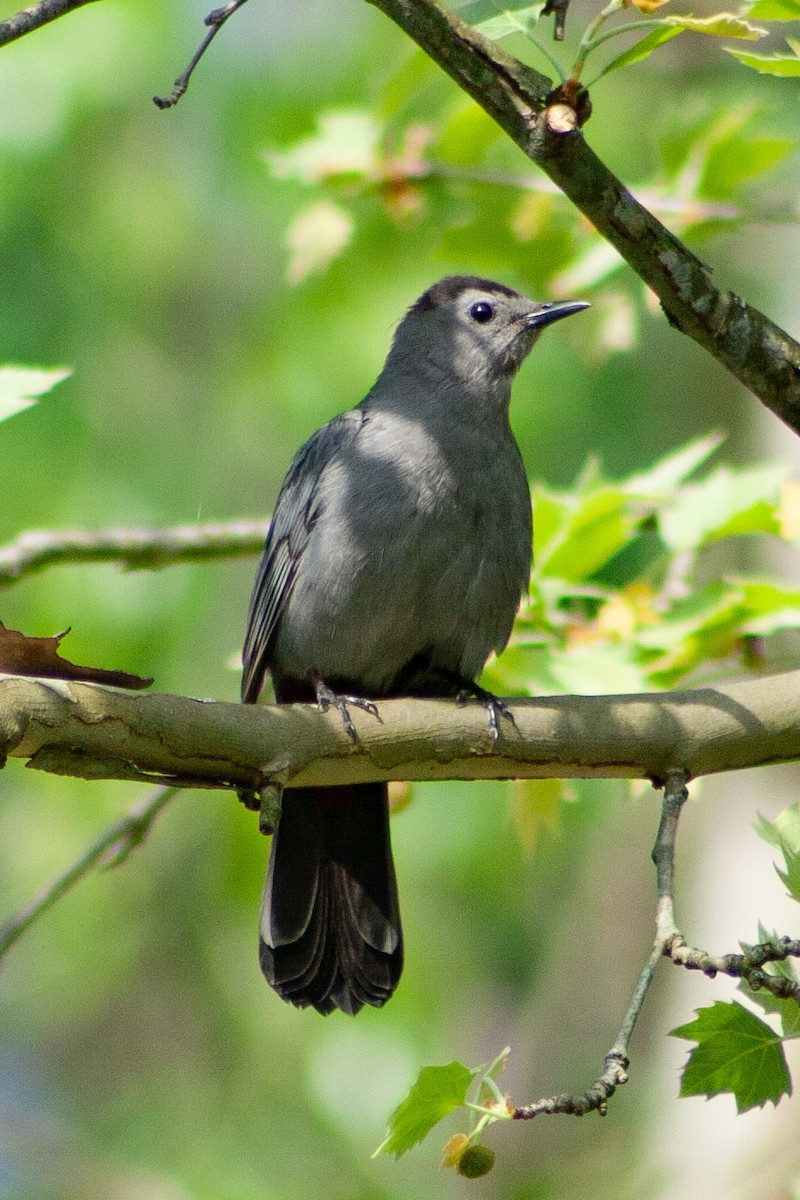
left=666, top=936, right=800, bottom=1003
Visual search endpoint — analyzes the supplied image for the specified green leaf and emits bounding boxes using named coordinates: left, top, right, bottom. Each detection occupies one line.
left=622, top=432, right=724, bottom=496
left=737, top=579, right=800, bottom=636
left=536, top=488, right=633, bottom=581
left=477, top=1045, right=511, bottom=1102
left=671, top=1001, right=791, bottom=1113
left=374, top=1061, right=475, bottom=1158
left=0, top=366, right=71, bottom=423
left=746, top=0, right=800, bottom=18
left=755, top=800, right=800, bottom=853
left=531, top=485, right=572, bottom=560
left=754, top=802, right=800, bottom=910
left=659, top=463, right=787, bottom=551
left=743, top=977, right=800, bottom=1038
left=776, top=845, right=800, bottom=904
left=594, top=25, right=684, bottom=82
left=635, top=580, right=740, bottom=651
left=725, top=38, right=800, bottom=74
left=454, top=0, right=546, bottom=39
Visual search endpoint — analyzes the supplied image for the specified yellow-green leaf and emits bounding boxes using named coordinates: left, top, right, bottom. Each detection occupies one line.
left=510, top=778, right=566, bottom=853
left=725, top=39, right=800, bottom=73
left=745, top=0, right=800, bottom=19
left=666, top=13, right=766, bottom=37
left=374, top=1061, right=475, bottom=1158
left=285, top=201, right=353, bottom=285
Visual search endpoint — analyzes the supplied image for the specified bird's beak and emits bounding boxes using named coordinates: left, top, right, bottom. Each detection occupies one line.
left=526, top=300, right=590, bottom=330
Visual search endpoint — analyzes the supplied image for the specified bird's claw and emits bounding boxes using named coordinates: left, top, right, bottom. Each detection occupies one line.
left=311, top=670, right=382, bottom=743
left=457, top=683, right=516, bottom=746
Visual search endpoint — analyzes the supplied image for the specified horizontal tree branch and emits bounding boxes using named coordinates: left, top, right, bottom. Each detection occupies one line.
left=2, top=670, right=800, bottom=793
left=0, top=520, right=269, bottom=585
left=367, top=0, right=800, bottom=435
left=0, top=0, right=97, bottom=46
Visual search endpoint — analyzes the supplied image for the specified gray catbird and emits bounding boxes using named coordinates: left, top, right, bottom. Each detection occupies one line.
left=242, top=275, right=588, bottom=1015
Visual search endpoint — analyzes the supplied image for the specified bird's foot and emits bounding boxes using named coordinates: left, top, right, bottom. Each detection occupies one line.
left=310, top=670, right=383, bottom=743
left=456, top=680, right=517, bottom=746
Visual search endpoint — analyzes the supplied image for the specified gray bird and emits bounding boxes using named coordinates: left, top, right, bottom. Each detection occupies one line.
left=242, top=275, right=588, bottom=1015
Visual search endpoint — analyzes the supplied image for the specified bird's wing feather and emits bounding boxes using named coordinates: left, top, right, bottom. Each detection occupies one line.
left=241, top=408, right=366, bottom=702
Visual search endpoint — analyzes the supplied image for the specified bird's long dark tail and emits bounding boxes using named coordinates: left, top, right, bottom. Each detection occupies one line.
left=259, top=783, right=403, bottom=1015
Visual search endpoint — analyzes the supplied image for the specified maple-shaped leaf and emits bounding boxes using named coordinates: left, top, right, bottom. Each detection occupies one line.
left=671, top=1001, right=791, bottom=1113
left=0, top=622, right=152, bottom=689
left=373, top=1061, right=475, bottom=1158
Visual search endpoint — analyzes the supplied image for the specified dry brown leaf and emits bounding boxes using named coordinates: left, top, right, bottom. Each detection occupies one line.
left=0, top=621, right=153, bottom=689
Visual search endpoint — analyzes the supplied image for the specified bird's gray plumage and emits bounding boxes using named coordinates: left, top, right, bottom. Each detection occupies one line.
left=242, top=275, right=588, bottom=1014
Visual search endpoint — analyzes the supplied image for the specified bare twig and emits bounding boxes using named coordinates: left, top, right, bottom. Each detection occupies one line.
left=512, top=1046, right=631, bottom=1119
left=0, top=0, right=97, bottom=48
left=0, top=784, right=178, bottom=961
left=154, top=0, right=252, bottom=109
left=653, top=767, right=689, bottom=943
left=513, top=769, right=691, bottom=1120
left=0, top=519, right=269, bottom=586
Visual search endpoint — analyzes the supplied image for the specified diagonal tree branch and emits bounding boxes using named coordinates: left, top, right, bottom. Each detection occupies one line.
left=0, top=519, right=270, bottom=585
left=366, top=0, right=800, bottom=435
left=2, top=670, right=800, bottom=793
left=0, top=0, right=97, bottom=47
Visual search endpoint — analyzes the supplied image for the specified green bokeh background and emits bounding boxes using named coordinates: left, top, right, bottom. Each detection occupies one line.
left=1, top=1, right=800, bottom=1197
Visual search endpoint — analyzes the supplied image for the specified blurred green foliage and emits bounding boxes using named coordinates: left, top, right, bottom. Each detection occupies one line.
left=2, top=0, right=800, bottom=1197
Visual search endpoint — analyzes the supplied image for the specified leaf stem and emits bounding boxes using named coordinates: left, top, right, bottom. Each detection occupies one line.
left=525, top=32, right=569, bottom=81
left=571, top=0, right=627, bottom=78
left=583, top=15, right=671, bottom=52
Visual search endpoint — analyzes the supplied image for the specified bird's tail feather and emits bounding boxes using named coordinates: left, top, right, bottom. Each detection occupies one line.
left=259, top=783, right=403, bottom=1015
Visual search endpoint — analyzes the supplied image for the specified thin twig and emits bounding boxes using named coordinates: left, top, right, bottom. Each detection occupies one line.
left=653, top=768, right=689, bottom=944
left=0, top=0, right=97, bottom=48
left=0, top=784, right=178, bottom=961
left=513, top=769, right=691, bottom=1120
left=154, top=0, right=252, bottom=109
left=0, top=519, right=270, bottom=586
left=512, top=1046, right=630, bottom=1119
left=395, top=162, right=800, bottom=227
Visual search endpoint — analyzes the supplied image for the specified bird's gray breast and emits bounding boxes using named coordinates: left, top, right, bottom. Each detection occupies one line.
left=272, top=407, right=532, bottom=692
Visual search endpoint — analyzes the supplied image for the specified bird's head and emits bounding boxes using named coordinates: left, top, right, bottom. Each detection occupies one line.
left=391, top=276, right=589, bottom=388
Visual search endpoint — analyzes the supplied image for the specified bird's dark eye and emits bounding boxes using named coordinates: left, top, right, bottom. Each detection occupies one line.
left=469, top=301, right=494, bottom=324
